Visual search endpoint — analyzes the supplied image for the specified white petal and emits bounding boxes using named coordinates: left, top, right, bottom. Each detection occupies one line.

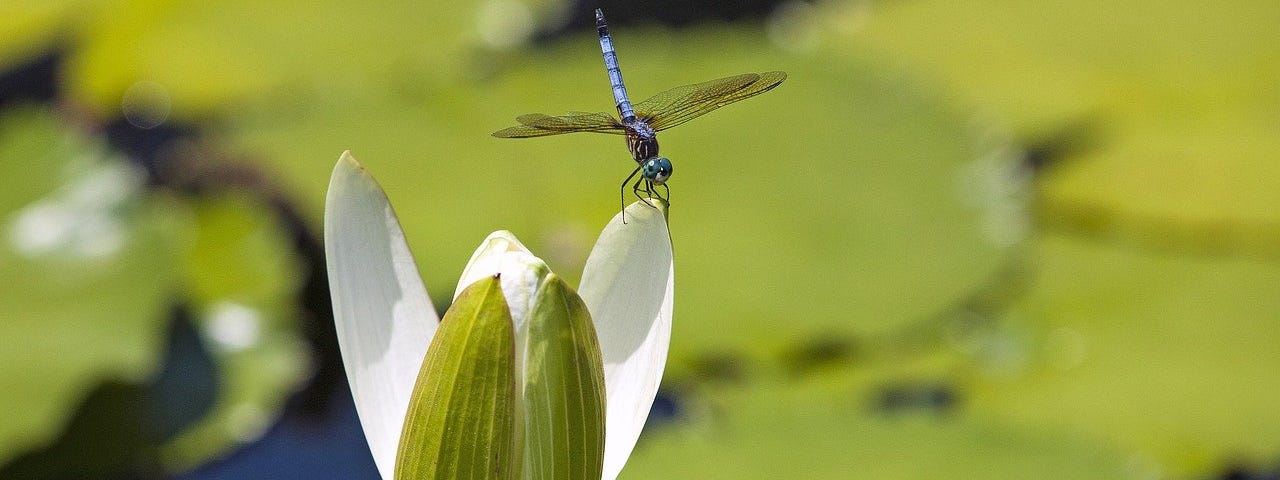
left=455, top=230, right=548, bottom=333
left=455, top=230, right=530, bottom=299
left=578, top=201, right=674, bottom=480
left=325, top=151, right=438, bottom=480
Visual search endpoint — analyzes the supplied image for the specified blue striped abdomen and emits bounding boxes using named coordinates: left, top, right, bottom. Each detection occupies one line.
left=596, top=9, right=636, bottom=122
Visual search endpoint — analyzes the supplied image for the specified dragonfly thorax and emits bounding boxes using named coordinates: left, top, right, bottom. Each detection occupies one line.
left=624, top=121, right=659, bottom=163
left=625, top=121, right=671, bottom=185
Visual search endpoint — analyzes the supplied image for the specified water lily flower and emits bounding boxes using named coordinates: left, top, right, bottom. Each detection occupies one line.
left=324, top=151, right=673, bottom=480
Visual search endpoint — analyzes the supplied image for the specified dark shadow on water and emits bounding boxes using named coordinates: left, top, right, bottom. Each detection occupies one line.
left=535, top=0, right=804, bottom=43
left=1215, top=461, right=1280, bottom=480
left=0, top=49, right=61, bottom=111
left=872, top=381, right=961, bottom=416
left=176, top=388, right=379, bottom=480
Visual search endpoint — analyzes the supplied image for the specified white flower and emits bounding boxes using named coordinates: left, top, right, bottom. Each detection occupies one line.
left=324, top=151, right=673, bottom=480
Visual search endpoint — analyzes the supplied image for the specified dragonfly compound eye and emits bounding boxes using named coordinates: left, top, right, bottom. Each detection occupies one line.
left=644, top=157, right=673, bottom=184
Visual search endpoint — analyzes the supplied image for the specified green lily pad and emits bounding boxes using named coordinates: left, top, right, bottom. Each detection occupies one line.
left=623, top=378, right=1137, bottom=480
left=967, top=233, right=1280, bottom=476
left=845, top=0, right=1280, bottom=227
left=0, top=107, right=307, bottom=469
left=0, top=108, right=178, bottom=464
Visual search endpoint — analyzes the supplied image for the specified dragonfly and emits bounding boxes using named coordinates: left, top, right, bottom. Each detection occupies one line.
left=493, top=8, right=786, bottom=214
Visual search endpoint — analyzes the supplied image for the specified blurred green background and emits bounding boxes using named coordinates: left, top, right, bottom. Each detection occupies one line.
left=2, top=0, right=1278, bottom=478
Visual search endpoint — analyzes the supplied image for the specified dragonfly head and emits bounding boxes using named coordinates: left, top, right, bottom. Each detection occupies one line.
left=641, top=157, right=673, bottom=185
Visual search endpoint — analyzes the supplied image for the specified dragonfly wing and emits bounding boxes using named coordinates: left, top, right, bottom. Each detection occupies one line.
left=491, top=111, right=625, bottom=137
left=635, top=71, right=787, bottom=131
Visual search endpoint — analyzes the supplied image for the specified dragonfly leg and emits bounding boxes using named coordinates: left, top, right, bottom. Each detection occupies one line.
left=619, top=165, right=643, bottom=223
left=633, top=178, right=655, bottom=208
left=657, top=183, right=670, bottom=203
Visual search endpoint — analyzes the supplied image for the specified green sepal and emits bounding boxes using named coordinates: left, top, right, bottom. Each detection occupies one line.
left=521, top=274, right=607, bottom=480
left=396, top=276, right=517, bottom=480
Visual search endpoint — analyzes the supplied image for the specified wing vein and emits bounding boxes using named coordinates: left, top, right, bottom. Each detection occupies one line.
left=491, top=112, right=625, bottom=138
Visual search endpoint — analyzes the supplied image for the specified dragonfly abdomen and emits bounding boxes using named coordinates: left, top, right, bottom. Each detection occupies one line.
left=596, top=9, right=637, bottom=122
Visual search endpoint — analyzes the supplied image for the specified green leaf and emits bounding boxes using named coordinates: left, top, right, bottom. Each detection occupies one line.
left=396, top=276, right=517, bottom=480
left=522, top=274, right=607, bottom=480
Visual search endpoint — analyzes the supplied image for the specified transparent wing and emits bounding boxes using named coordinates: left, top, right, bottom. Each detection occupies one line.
left=634, top=71, right=787, bottom=131
left=491, top=111, right=625, bottom=138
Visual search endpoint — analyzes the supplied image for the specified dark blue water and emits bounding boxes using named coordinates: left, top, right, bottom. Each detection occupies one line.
left=177, top=390, right=379, bottom=480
